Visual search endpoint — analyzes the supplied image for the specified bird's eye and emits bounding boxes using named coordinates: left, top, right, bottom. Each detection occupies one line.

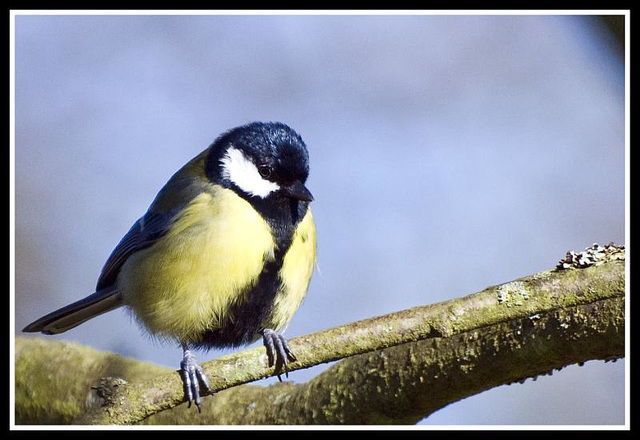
left=258, top=164, right=272, bottom=179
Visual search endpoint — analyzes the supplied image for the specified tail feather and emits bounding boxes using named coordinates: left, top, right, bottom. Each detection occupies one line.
left=22, top=288, right=123, bottom=335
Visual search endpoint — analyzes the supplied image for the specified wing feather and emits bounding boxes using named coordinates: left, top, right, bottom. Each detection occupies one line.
left=96, top=210, right=179, bottom=290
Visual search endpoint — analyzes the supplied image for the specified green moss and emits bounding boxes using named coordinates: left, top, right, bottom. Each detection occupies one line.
left=15, top=337, right=169, bottom=425
left=16, top=258, right=624, bottom=425
left=497, top=281, right=530, bottom=307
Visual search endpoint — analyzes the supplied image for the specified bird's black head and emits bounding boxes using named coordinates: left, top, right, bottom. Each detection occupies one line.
left=205, top=122, right=313, bottom=222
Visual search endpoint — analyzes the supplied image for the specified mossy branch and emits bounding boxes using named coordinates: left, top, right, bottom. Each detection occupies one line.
left=15, top=255, right=625, bottom=425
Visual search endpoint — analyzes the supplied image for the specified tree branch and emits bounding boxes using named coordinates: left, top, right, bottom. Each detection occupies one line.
left=15, top=252, right=625, bottom=425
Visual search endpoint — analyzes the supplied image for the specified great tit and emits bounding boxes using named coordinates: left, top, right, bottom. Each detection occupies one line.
left=23, top=122, right=317, bottom=411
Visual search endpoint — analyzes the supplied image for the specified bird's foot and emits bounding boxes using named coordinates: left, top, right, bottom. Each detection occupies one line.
left=261, top=328, right=297, bottom=381
left=179, top=348, right=211, bottom=412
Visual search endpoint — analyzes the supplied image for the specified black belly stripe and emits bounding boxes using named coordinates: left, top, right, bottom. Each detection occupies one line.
left=193, top=198, right=309, bottom=350
left=195, top=258, right=283, bottom=348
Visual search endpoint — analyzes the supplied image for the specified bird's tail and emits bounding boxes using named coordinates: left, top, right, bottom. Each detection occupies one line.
left=22, top=288, right=123, bottom=335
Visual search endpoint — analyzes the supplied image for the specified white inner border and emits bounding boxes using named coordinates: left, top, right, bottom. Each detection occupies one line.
left=9, top=9, right=630, bottom=431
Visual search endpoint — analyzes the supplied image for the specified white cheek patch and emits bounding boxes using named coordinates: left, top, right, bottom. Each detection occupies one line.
left=220, top=146, right=280, bottom=198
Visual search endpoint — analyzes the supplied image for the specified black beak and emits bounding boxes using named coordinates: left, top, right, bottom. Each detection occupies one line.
left=283, top=180, right=314, bottom=202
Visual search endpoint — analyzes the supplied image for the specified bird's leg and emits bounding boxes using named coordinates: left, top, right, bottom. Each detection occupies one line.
left=179, top=343, right=211, bottom=412
left=260, top=328, right=297, bottom=381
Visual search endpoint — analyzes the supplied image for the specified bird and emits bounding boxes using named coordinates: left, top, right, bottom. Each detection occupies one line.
left=23, top=121, right=317, bottom=411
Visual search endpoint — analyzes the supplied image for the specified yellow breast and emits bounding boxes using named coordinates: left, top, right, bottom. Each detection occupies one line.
left=117, top=186, right=276, bottom=344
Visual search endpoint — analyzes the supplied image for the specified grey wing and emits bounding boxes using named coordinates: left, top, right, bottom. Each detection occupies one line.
left=22, top=168, right=208, bottom=335
left=96, top=209, right=178, bottom=290
left=21, top=212, right=178, bottom=335
left=21, top=211, right=176, bottom=335
left=97, top=172, right=210, bottom=290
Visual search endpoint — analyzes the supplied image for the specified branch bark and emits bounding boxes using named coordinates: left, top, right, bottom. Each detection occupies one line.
left=15, top=255, right=625, bottom=425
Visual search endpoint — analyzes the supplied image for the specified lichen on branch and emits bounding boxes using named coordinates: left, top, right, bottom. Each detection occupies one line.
left=15, top=252, right=625, bottom=425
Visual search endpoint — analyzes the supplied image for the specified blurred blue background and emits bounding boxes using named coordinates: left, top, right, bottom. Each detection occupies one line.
left=14, top=13, right=626, bottom=425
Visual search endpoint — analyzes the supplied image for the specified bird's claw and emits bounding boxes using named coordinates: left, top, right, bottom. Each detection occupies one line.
left=261, top=328, right=297, bottom=381
left=179, top=349, right=211, bottom=412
